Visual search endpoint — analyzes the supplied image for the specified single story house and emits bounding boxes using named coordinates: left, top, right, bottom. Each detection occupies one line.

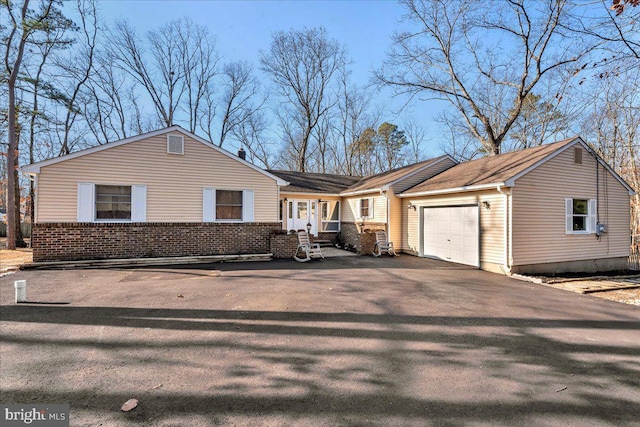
left=21, top=126, right=634, bottom=274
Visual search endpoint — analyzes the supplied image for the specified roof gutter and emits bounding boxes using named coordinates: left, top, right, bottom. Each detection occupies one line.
left=398, top=182, right=509, bottom=198
left=340, top=187, right=385, bottom=197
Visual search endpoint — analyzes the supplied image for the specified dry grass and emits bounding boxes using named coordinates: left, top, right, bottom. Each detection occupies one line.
left=0, top=249, right=32, bottom=271
left=592, top=289, right=640, bottom=306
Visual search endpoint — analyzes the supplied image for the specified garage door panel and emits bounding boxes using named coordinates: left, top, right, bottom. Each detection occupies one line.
left=422, top=205, right=479, bottom=267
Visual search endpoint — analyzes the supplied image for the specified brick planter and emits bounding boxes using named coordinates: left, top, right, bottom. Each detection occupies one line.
left=340, top=222, right=386, bottom=254
left=32, top=222, right=283, bottom=262
left=270, top=232, right=299, bottom=259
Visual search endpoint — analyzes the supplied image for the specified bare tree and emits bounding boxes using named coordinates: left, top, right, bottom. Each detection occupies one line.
left=109, top=18, right=218, bottom=129
left=571, top=0, right=639, bottom=62
left=260, top=27, right=346, bottom=172
left=3, top=0, right=62, bottom=249
left=376, top=0, right=590, bottom=155
left=24, top=5, right=75, bottom=223
left=55, top=0, right=98, bottom=155
left=216, top=61, right=264, bottom=147
left=436, top=111, right=486, bottom=161
left=177, top=19, right=219, bottom=133
left=231, top=110, right=273, bottom=168
left=577, top=67, right=640, bottom=248
left=333, top=72, right=376, bottom=176
left=83, top=55, right=131, bottom=143
left=402, top=118, right=429, bottom=163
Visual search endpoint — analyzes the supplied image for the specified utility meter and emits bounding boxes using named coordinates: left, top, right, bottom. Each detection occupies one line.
left=596, top=223, right=607, bottom=236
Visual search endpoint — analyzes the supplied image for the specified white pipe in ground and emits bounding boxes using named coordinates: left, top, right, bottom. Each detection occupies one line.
left=14, top=280, right=26, bottom=303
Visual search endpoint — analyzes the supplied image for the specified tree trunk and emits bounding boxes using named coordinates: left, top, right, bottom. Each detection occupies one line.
left=6, top=86, right=17, bottom=250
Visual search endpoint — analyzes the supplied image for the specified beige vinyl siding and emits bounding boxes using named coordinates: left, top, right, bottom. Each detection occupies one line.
left=390, top=157, right=457, bottom=193
left=36, top=134, right=279, bottom=222
left=402, top=190, right=506, bottom=265
left=511, top=147, right=631, bottom=265
left=341, top=193, right=387, bottom=224
left=388, top=192, right=403, bottom=246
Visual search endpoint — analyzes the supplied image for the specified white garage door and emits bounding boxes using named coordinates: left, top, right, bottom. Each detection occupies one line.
left=422, top=205, right=479, bottom=267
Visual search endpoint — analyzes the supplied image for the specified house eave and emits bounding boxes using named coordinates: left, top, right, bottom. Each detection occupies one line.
left=279, top=191, right=342, bottom=198
left=398, top=182, right=509, bottom=198
left=340, top=188, right=383, bottom=197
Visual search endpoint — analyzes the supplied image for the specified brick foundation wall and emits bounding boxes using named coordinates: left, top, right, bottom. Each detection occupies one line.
left=339, top=222, right=386, bottom=254
left=32, top=222, right=283, bottom=262
left=270, top=232, right=299, bottom=259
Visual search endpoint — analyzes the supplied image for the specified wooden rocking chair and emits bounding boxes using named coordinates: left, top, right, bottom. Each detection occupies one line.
left=293, top=230, right=324, bottom=262
left=373, top=230, right=397, bottom=257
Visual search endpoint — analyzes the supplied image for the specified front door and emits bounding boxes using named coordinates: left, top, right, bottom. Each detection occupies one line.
left=287, top=200, right=317, bottom=235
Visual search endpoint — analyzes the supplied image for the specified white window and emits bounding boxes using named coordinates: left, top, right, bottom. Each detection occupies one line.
left=359, top=198, right=374, bottom=219
left=167, top=134, right=184, bottom=154
left=96, top=185, right=131, bottom=220
left=565, top=198, right=596, bottom=234
left=203, top=188, right=254, bottom=223
left=321, top=201, right=340, bottom=232
left=77, top=183, right=146, bottom=222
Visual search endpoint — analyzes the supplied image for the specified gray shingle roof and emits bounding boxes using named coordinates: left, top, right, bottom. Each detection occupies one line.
left=342, top=155, right=454, bottom=194
left=268, top=170, right=361, bottom=194
left=402, top=138, right=579, bottom=195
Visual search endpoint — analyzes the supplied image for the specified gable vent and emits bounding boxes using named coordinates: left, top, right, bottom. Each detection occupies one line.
left=167, top=134, right=184, bottom=155
left=574, top=147, right=582, bottom=164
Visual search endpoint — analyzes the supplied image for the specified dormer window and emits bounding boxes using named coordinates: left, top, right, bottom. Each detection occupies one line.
left=167, top=134, right=184, bottom=155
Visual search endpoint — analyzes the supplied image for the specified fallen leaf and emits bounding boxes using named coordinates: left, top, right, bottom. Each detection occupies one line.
left=177, top=294, right=184, bottom=298
left=121, top=398, right=138, bottom=412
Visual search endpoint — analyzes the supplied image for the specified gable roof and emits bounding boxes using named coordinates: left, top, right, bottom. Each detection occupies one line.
left=340, top=155, right=457, bottom=196
left=401, top=137, right=635, bottom=196
left=20, top=126, right=289, bottom=186
left=268, top=170, right=361, bottom=194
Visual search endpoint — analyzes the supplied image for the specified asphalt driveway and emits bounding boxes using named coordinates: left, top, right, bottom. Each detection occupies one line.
left=1, top=254, right=639, bottom=426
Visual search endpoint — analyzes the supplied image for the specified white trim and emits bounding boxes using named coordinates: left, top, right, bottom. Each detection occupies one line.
left=203, top=188, right=214, bottom=222
left=131, top=185, right=147, bottom=222
left=34, top=174, right=39, bottom=223
left=565, top=197, right=596, bottom=234
left=77, top=182, right=95, bottom=222
left=242, top=189, right=255, bottom=222
left=399, top=183, right=506, bottom=198
left=341, top=189, right=384, bottom=197
left=19, top=126, right=289, bottom=186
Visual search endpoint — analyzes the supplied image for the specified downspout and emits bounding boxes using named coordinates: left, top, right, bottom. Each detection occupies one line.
left=497, top=184, right=511, bottom=273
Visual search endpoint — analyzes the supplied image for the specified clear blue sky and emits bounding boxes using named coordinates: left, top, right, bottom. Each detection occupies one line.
left=99, top=0, right=403, bottom=84
left=97, top=0, right=440, bottom=155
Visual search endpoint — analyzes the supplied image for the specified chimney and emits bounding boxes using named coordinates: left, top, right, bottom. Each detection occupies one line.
left=238, top=148, right=246, bottom=160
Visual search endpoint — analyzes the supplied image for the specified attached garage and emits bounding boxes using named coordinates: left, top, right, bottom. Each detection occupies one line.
left=422, top=205, right=479, bottom=267
left=400, top=137, right=634, bottom=274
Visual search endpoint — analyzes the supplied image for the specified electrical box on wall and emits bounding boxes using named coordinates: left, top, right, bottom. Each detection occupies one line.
left=596, top=223, right=607, bottom=236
